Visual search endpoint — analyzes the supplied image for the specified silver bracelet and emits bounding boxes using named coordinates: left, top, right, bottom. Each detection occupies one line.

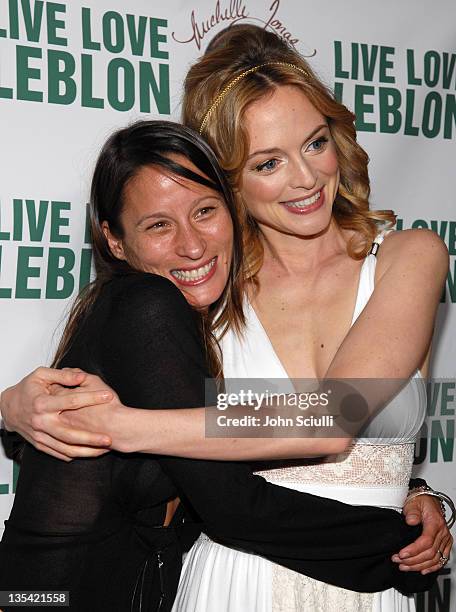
left=405, top=487, right=455, bottom=529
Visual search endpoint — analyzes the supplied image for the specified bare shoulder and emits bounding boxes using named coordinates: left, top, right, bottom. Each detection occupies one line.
left=379, top=228, right=449, bottom=273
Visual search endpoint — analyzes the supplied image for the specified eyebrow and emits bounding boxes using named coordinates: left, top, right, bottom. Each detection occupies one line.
left=135, top=195, right=222, bottom=227
left=247, top=123, right=328, bottom=160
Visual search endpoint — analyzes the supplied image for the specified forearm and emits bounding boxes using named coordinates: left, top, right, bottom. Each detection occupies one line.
left=113, top=405, right=347, bottom=459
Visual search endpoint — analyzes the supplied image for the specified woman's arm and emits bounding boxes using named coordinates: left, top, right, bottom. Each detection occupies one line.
left=324, top=229, right=448, bottom=379
left=58, top=228, right=450, bottom=457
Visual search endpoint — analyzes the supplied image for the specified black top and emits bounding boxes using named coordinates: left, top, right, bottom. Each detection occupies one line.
left=0, top=273, right=434, bottom=611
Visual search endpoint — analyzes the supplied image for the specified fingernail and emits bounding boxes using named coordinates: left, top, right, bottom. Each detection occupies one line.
left=101, top=392, right=111, bottom=399
left=392, top=555, right=400, bottom=563
left=407, top=514, right=419, bottom=521
left=422, top=569, right=429, bottom=575
left=399, top=565, right=410, bottom=571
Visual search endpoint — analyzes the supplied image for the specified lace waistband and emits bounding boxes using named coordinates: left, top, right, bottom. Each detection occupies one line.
left=254, top=443, right=415, bottom=488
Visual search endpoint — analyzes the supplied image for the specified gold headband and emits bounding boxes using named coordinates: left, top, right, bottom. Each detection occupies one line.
left=199, top=62, right=307, bottom=134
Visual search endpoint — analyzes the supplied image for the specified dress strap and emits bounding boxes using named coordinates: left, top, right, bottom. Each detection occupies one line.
left=368, top=228, right=394, bottom=257
left=351, top=229, right=394, bottom=325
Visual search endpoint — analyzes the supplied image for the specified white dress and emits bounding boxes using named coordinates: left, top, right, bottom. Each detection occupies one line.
left=172, top=233, right=426, bottom=612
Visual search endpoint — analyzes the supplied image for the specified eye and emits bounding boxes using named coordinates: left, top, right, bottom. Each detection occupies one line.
left=306, top=136, right=329, bottom=153
left=147, top=220, right=169, bottom=231
left=255, top=158, right=279, bottom=173
left=195, top=206, right=216, bottom=218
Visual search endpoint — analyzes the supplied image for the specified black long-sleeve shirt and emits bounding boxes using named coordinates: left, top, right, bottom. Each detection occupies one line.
left=0, top=273, right=434, bottom=611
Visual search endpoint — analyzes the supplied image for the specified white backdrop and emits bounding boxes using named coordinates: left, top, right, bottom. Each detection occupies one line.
left=0, top=1, right=454, bottom=609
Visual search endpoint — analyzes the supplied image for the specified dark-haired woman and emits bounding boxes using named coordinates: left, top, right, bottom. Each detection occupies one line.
left=0, top=120, right=241, bottom=611
left=1, top=120, right=441, bottom=612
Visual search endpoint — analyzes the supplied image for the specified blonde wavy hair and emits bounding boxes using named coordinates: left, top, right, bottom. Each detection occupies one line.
left=182, top=24, right=395, bottom=282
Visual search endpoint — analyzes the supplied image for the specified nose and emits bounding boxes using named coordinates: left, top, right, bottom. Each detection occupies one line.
left=289, top=157, right=317, bottom=191
left=175, top=222, right=206, bottom=259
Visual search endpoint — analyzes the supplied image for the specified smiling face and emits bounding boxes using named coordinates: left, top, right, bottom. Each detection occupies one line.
left=241, top=85, right=340, bottom=238
left=104, top=157, right=233, bottom=309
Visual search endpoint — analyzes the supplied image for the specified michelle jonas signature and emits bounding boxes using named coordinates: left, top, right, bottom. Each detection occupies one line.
left=172, top=0, right=312, bottom=53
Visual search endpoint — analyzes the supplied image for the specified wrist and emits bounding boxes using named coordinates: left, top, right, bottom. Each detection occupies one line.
left=111, top=405, right=144, bottom=453
left=108, top=405, right=130, bottom=452
left=405, top=484, right=432, bottom=499
left=405, top=485, right=456, bottom=529
left=130, top=409, right=169, bottom=455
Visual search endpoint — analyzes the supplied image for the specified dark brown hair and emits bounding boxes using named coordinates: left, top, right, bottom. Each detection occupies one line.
left=53, top=120, right=245, bottom=379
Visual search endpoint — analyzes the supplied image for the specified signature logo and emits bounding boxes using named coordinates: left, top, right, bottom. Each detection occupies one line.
left=172, top=0, right=314, bottom=55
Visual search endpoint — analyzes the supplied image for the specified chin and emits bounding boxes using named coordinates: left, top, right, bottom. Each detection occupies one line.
left=280, top=219, right=329, bottom=238
left=289, top=208, right=332, bottom=235
left=186, top=288, right=220, bottom=310
left=170, top=271, right=228, bottom=309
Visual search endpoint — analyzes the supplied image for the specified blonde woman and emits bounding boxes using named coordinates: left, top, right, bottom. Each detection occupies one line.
left=167, top=25, right=451, bottom=611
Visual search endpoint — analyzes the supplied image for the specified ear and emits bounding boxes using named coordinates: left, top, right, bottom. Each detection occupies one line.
left=102, top=221, right=126, bottom=261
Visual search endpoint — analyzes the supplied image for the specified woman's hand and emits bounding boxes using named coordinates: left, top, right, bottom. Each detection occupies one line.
left=57, top=382, right=131, bottom=454
left=0, top=367, right=113, bottom=461
left=393, top=493, right=453, bottom=574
